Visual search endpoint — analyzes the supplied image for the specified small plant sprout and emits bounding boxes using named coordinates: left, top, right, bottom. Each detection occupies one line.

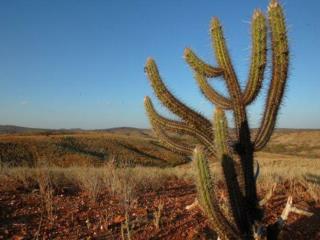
left=153, top=200, right=164, bottom=230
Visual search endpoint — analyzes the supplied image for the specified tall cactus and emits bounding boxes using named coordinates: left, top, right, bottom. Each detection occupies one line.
left=144, top=0, right=295, bottom=239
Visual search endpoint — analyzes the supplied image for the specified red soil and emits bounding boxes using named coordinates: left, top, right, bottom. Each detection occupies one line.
left=1, top=179, right=319, bottom=239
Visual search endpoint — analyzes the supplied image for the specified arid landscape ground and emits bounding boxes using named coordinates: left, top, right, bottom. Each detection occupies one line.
left=0, top=128, right=319, bottom=239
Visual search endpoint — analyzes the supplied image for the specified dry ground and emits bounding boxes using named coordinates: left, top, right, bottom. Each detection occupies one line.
left=0, top=130, right=320, bottom=239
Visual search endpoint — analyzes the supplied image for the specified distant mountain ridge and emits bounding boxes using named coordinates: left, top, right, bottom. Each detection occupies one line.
left=0, top=125, right=151, bottom=135
left=0, top=124, right=318, bottom=135
left=0, top=125, right=50, bottom=134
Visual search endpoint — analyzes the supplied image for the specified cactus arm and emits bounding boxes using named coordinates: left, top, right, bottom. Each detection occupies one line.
left=194, top=146, right=240, bottom=240
left=214, top=109, right=230, bottom=156
left=183, top=48, right=232, bottom=109
left=145, top=58, right=213, bottom=137
left=254, top=1, right=289, bottom=150
left=214, top=109, right=249, bottom=235
left=144, top=96, right=216, bottom=155
left=211, top=18, right=247, bottom=136
left=194, top=72, right=233, bottom=109
left=184, top=48, right=224, bottom=78
left=151, top=122, right=194, bottom=156
left=242, top=10, right=267, bottom=105
left=212, top=18, right=259, bottom=217
left=211, top=17, right=250, bottom=154
left=211, top=17, right=243, bottom=113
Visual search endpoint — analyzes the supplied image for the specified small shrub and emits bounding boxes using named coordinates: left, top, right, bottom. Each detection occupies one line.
left=74, top=167, right=102, bottom=203
left=35, top=167, right=54, bottom=222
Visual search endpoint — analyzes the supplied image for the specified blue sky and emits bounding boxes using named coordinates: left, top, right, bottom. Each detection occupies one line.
left=0, top=0, right=319, bottom=129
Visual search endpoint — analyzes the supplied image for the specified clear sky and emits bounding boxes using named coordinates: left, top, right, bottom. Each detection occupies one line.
left=0, top=0, right=319, bottom=129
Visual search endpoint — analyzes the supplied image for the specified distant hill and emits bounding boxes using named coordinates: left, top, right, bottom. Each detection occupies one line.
left=0, top=125, right=85, bottom=135
left=0, top=125, right=319, bottom=167
left=0, top=125, right=153, bottom=137
left=0, top=124, right=318, bottom=135
left=95, top=127, right=152, bottom=138
left=0, top=125, right=49, bottom=134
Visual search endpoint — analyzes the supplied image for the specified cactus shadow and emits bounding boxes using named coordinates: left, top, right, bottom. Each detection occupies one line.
left=282, top=206, right=320, bottom=239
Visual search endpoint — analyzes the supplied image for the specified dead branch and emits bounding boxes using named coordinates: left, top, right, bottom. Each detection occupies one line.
left=185, top=198, right=199, bottom=210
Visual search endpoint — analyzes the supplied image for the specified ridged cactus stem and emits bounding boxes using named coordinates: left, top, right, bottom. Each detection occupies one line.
left=254, top=1, right=289, bottom=150
left=211, top=18, right=259, bottom=218
left=211, top=18, right=243, bottom=106
left=144, top=96, right=216, bottom=155
left=184, top=48, right=224, bottom=78
left=151, top=123, right=194, bottom=155
left=194, top=73, right=232, bottom=109
left=211, top=17, right=247, bottom=133
left=214, top=109, right=249, bottom=235
left=214, top=109, right=230, bottom=157
left=237, top=124, right=261, bottom=224
left=144, top=58, right=213, bottom=138
left=194, top=146, right=240, bottom=240
left=243, top=10, right=267, bottom=105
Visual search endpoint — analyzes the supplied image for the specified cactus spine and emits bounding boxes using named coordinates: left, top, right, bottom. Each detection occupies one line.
left=144, top=0, right=290, bottom=239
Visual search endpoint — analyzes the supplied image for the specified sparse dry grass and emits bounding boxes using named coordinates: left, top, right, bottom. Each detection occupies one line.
left=1, top=131, right=319, bottom=206
left=35, top=167, right=54, bottom=222
left=263, top=130, right=320, bottom=158
left=254, top=152, right=320, bottom=203
left=0, top=163, right=192, bottom=197
left=74, top=167, right=102, bottom=203
left=1, top=153, right=319, bottom=201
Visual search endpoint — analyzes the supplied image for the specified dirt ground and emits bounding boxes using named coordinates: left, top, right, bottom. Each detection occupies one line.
left=1, top=178, right=319, bottom=240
